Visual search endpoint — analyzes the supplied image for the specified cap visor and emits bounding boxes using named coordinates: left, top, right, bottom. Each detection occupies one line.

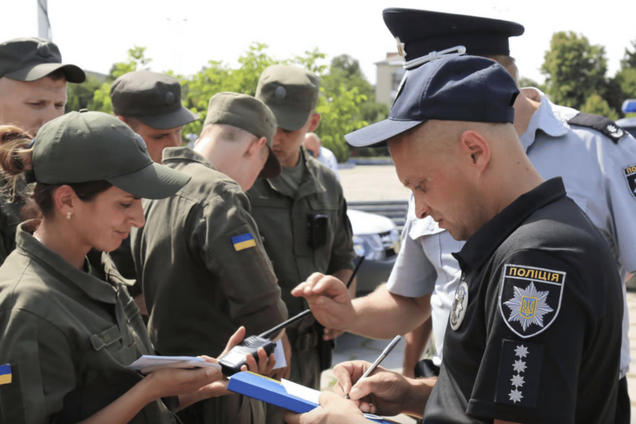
left=258, top=145, right=282, bottom=179
left=345, top=119, right=424, bottom=148
left=137, top=106, right=199, bottom=130
left=267, top=104, right=311, bottom=131
left=6, top=63, right=86, bottom=83
left=107, top=162, right=191, bottom=199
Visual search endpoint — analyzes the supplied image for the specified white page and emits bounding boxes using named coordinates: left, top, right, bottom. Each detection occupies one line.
left=273, top=339, right=287, bottom=370
left=281, top=378, right=321, bottom=404
left=128, top=355, right=221, bottom=373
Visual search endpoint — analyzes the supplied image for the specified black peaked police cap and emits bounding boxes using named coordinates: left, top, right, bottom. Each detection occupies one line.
left=344, top=56, right=519, bottom=148
left=383, top=8, right=524, bottom=63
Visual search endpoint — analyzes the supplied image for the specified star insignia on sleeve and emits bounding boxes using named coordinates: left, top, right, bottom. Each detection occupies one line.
left=513, top=359, right=527, bottom=373
left=509, top=389, right=524, bottom=403
left=510, top=374, right=525, bottom=388
left=514, top=345, right=529, bottom=358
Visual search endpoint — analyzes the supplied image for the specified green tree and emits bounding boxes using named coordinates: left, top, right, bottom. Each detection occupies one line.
left=65, top=75, right=103, bottom=112
left=315, top=85, right=368, bottom=161
left=540, top=31, right=608, bottom=110
left=580, top=93, right=619, bottom=120
left=621, top=39, right=636, bottom=70
left=181, top=43, right=281, bottom=136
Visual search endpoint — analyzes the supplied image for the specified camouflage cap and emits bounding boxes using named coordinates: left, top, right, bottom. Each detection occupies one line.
left=111, top=70, right=198, bottom=130
left=204, top=92, right=281, bottom=179
left=0, top=37, right=85, bottom=83
left=30, top=110, right=190, bottom=199
left=256, top=65, right=320, bottom=131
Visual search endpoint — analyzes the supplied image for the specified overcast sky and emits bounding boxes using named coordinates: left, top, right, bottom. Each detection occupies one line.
left=2, top=0, right=636, bottom=86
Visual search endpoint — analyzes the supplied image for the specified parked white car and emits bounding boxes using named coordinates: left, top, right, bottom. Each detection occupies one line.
left=347, top=209, right=400, bottom=294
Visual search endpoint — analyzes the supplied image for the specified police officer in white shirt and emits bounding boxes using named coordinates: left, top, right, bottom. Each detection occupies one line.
left=304, top=132, right=340, bottom=181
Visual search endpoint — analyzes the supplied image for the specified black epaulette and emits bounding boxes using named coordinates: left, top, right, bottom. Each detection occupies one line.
left=567, top=112, right=627, bottom=144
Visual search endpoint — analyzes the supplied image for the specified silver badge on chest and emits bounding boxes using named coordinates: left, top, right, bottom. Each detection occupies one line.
left=450, top=281, right=469, bottom=331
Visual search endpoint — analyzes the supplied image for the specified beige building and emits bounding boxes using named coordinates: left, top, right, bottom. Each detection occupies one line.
left=375, top=52, right=405, bottom=106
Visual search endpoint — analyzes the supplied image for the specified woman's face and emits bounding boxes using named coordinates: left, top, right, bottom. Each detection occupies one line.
left=71, top=186, right=145, bottom=253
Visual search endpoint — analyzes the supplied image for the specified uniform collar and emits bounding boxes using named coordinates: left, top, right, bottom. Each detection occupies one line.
left=266, top=147, right=326, bottom=198
left=15, top=222, right=117, bottom=304
left=162, top=146, right=215, bottom=170
left=518, top=88, right=572, bottom=151
left=452, top=178, right=567, bottom=274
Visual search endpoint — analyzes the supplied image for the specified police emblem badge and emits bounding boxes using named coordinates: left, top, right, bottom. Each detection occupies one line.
left=624, top=164, right=636, bottom=199
left=450, top=281, right=469, bottom=331
left=498, top=264, right=565, bottom=338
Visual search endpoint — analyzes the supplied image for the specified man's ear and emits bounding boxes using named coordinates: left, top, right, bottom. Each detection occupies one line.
left=307, top=112, right=321, bottom=132
left=116, top=115, right=126, bottom=123
left=246, top=136, right=267, bottom=157
left=459, top=130, right=490, bottom=174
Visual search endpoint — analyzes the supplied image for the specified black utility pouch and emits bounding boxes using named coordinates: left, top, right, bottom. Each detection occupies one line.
left=307, top=214, right=329, bottom=247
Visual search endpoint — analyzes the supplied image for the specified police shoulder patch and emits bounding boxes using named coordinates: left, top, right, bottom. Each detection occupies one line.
left=624, top=164, right=636, bottom=199
left=567, top=112, right=626, bottom=143
left=498, top=264, right=565, bottom=338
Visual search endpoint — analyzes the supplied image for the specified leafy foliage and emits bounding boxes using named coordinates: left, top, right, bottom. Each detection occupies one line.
left=540, top=31, right=608, bottom=110
left=580, top=93, right=618, bottom=120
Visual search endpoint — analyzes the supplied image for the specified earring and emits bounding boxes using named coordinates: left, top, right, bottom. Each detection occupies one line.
left=66, top=212, right=71, bottom=220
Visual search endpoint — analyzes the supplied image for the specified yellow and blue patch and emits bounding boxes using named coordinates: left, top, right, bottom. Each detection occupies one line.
left=232, top=233, right=256, bottom=252
left=0, top=364, right=12, bottom=385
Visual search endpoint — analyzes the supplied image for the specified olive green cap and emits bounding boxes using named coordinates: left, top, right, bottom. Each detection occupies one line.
left=30, top=110, right=190, bottom=199
left=255, top=65, right=320, bottom=131
left=0, top=37, right=85, bottom=83
left=111, top=70, right=198, bottom=130
left=204, top=92, right=281, bottom=178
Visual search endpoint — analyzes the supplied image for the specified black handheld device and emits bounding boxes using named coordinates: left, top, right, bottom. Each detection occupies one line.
left=218, top=256, right=365, bottom=376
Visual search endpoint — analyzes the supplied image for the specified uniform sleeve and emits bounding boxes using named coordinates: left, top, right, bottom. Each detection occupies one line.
left=325, top=192, right=355, bottom=275
left=194, top=186, right=287, bottom=334
left=466, top=249, right=619, bottom=424
left=603, top=134, right=636, bottom=273
left=386, top=198, right=437, bottom=298
left=0, top=309, right=75, bottom=424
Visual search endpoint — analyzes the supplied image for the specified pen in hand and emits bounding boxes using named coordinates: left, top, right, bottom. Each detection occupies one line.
left=344, top=335, right=402, bottom=400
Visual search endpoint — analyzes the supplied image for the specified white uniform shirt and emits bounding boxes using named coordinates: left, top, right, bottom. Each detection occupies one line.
left=316, top=147, right=340, bottom=181
left=387, top=88, right=636, bottom=377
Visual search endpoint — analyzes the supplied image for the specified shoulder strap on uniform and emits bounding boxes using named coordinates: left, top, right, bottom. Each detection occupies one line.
left=567, top=112, right=626, bottom=144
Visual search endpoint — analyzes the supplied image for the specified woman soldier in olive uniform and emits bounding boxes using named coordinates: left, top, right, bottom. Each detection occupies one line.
left=0, top=112, right=272, bottom=424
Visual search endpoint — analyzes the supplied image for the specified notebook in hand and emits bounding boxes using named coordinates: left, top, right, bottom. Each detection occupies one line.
left=227, top=371, right=396, bottom=424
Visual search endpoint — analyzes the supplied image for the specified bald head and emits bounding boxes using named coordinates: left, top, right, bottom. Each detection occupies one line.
left=195, top=123, right=268, bottom=191
left=304, top=132, right=321, bottom=157
left=389, top=119, right=542, bottom=240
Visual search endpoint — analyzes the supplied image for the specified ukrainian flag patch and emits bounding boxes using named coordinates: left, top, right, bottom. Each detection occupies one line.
left=0, top=364, right=12, bottom=385
left=232, top=233, right=256, bottom=251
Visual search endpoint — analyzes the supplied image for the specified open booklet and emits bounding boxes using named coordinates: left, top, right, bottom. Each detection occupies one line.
left=127, top=355, right=222, bottom=374
left=227, top=371, right=397, bottom=424
left=127, top=339, right=287, bottom=374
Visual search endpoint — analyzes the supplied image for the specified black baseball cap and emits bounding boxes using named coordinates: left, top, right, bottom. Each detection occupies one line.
left=30, top=110, right=190, bottom=199
left=345, top=55, right=519, bottom=148
left=383, top=9, right=524, bottom=66
left=111, top=70, right=198, bottom=130
left=0, top=37, right=85, bottom=83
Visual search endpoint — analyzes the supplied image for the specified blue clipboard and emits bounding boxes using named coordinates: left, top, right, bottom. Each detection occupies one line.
left=227, top=372, right=396, bottom=424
